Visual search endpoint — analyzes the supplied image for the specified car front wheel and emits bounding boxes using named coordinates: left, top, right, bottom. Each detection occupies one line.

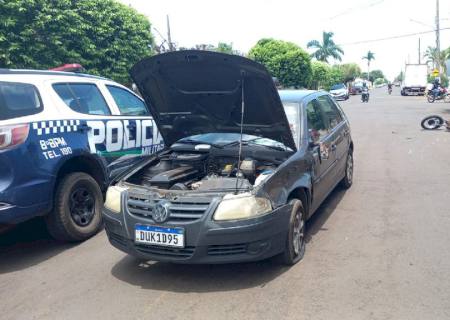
left=279, top=199, right=306, bottom=266
left=46, top=172, right=103, bottom=242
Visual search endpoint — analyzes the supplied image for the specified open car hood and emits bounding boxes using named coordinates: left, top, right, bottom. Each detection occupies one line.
left=130, top=50, right=296, bottom=151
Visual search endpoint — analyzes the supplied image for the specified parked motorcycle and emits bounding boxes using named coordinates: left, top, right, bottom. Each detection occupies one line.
left=427, top=87, right=450, bottom=103
left=421, top=115, right=449, bottom=130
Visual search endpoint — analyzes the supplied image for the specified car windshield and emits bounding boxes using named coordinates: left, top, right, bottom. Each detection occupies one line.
left=331, top=84, right=345, bottom=90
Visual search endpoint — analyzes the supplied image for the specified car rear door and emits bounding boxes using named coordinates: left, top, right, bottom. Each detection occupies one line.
left=101, top=84, right=164, bottom=179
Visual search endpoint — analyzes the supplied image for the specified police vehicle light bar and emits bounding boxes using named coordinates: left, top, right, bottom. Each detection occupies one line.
left=0, top=124, right=29, bottom=150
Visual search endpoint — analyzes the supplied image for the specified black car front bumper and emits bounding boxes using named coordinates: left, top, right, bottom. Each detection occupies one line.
left=103, top=201, right=292, bottom=264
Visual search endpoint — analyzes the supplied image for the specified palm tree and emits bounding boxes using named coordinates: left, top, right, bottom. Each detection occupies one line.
left=307, top=31, right=344, bottom=63
left=362, top=51, right=375, bottom=82
left=424, top=46, right=448, bottom=74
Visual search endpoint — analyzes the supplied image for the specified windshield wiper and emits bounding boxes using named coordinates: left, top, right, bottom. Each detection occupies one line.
left=176, top=139, right=224, bottom=149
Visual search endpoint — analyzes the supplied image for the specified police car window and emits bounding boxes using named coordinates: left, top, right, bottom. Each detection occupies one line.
left=316, top=95, right=343, bottom=130
left=53, top=83, right=111, bottom=116
left=306, top=100, right=328, bottom=141
left=0, top=81, right=43, bottom=120
left=106, top=85, right=149, bottom=116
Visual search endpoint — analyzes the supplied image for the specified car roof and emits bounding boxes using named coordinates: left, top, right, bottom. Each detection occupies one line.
left=0, top=69, right=109, bottom=81
left=278, top=89, right=323, bottom=102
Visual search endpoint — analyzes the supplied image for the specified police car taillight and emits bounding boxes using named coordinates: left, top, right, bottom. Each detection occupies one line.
left=0, top=124, right=30, bottom=150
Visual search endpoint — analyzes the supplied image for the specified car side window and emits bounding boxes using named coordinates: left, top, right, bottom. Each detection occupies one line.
left=316, top=95, right=343, bottom=130
left=306, top=100, right=328, bottom=142
left=53, top=83, right=111, bottom=115
left=106, top=85, right=149, bottom=116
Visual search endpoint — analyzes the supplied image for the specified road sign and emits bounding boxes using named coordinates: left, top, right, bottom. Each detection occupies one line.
left=432, top=69, right=439, bottom=77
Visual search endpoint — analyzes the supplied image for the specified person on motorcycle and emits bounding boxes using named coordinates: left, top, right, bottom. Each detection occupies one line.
left=432, top=77, right=441, bottom=97
left=387, top=82, right=393, bottom=94
left=361, top=82, right=369, bottom=102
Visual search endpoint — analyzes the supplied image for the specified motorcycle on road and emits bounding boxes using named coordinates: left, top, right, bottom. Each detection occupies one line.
left=427, top=87, right=450, bottom=103
left=361, top=89, right=369, bottom=103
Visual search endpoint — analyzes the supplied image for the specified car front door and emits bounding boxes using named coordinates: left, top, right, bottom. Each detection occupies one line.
left=316, top=94, right=349, bottom=184
left=305, top=99, right=336, bottom=210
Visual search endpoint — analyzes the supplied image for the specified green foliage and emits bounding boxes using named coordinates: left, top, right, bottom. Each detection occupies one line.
left=339, top=63, right=361, bottom=83
left=192, top=42, right=241, bottom=55
left=0, top=0, right=154, bottom=85
left=310, top=61, right=330, bottom=89
left=373, top=78, right=386, bottom=85
left=324, top=66, right=344, bottom=90
left=361, top=69, right=384, bottom=83
left=307, top=31, right=344, bottom=63
left=248, top=38, right=312, bottom=88
left=395, top=71, right=404, bottom=82
left=362, top=51, right=375, bottom=64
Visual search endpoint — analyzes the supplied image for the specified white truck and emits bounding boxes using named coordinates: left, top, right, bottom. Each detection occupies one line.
left=401, top=64, right=428, bottom=96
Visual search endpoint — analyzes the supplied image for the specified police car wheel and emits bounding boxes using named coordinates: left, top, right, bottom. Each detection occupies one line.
left=46, top=172, right=103, bottom=242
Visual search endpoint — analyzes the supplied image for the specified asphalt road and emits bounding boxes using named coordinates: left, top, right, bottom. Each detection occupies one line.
left=2, top=88, right=450, bottom=320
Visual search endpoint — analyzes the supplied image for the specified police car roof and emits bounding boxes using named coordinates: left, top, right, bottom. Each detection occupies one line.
left=0, top=69, right=110, bottom=81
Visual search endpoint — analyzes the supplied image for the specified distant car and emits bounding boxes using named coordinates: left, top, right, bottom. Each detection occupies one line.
left=350, top=85, right=363, bottom=95
left=103, top=50, right=354, bottom=265
left=329, top=83, right=349, bottom=100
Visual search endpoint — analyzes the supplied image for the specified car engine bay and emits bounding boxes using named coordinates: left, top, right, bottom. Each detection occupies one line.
left=125, top=144, right=293, bottom=192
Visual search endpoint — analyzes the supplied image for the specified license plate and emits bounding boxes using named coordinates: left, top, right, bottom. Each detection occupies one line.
left=135, top=224, right=184, bottom=248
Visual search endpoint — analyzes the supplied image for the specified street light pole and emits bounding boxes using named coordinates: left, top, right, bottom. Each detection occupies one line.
left=435, top=0, right=440, bottom=72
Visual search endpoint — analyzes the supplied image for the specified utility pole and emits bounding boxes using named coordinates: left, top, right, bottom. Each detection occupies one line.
left=167, top=15, right=174, bottom=52
left=435, top=0, right=440, bottom=72
left=418, top=38, right=421, bottom=64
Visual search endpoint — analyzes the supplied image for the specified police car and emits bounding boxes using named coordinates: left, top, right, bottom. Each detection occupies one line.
left=0, top=69, right=164, bottom=241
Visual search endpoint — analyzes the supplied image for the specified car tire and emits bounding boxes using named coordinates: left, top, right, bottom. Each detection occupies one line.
left=278, top=199, right=306, bottom=266
left=340, top=151, right=354, bottom=189
left=46, top=172, right=103, bottom=242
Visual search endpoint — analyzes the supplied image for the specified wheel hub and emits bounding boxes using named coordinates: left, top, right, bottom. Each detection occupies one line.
left=69, top=187, right=95, bottom=227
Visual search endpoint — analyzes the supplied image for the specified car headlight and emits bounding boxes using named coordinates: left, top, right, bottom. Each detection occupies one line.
left=104, top=186, right=127, bottom=213
left=213, top=193, right=273, bottom=221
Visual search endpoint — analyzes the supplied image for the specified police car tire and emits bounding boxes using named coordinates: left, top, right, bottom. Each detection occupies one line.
left=46, top=172, right=103, bottom=242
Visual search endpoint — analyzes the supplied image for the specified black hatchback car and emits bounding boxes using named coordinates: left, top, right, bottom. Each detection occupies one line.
left=103, top=50, right=354, bottom=265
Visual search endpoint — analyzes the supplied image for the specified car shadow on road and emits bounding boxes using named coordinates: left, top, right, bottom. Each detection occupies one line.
left=305, top=188, right=347, bottom=244
left=111, top=188, right=346, bottom=293
left=0, top=218, right=76, bottom=274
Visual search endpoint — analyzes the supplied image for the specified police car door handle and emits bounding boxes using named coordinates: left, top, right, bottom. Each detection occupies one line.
left=77, top=123, right=91, bottom=132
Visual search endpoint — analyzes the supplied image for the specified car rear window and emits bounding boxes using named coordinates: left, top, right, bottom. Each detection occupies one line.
left=0, top=81, right=43, bottom=120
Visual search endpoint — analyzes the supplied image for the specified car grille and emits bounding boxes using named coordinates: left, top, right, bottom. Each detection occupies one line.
left=207, top=243, right=248, bottom=256
left=127, top=194, right=212, bottom=222
left=135, top=244, right=195, bottom=259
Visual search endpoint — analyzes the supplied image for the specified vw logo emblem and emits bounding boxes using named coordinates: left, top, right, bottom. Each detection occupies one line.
left=153, top=201, right=170, bottom=223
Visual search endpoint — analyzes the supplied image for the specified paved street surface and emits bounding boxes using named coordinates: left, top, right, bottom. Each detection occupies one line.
left=2, top=88, right=450, bottom=320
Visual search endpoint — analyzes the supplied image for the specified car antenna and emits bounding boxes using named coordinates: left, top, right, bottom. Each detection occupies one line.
left=235, top=72, right=245, bottom=194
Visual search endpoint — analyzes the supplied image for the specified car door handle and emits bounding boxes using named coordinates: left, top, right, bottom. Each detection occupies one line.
left=331, top=144, right=337, bottom=151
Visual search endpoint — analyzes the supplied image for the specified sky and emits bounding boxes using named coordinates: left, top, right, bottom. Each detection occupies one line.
left=119, top=0, right=450, bottom=81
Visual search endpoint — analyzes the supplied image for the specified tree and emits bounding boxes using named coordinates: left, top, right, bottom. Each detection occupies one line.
left=0, top=0, right=154, bottom=85
left=191, top=42, right=241, bottom=55
left=310, top=61, right=330, bottom=89
left=307, top=31, right=344, bottom=63
left=394, top=71, right=404, bottom=82
left=424, top=46, right=449, bottom=74
left=325, top=65, right=344, bottom=90
left=248, top=38, right=312, bottom=88
left=362, top=51, right=375, bottom=82
left=339, top=63, right=361, bottom=84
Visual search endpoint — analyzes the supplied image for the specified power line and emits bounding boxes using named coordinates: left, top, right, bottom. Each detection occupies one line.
left=339, top=27, right=450, bottom=46
left=330, top=0, right=384, bottom=20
